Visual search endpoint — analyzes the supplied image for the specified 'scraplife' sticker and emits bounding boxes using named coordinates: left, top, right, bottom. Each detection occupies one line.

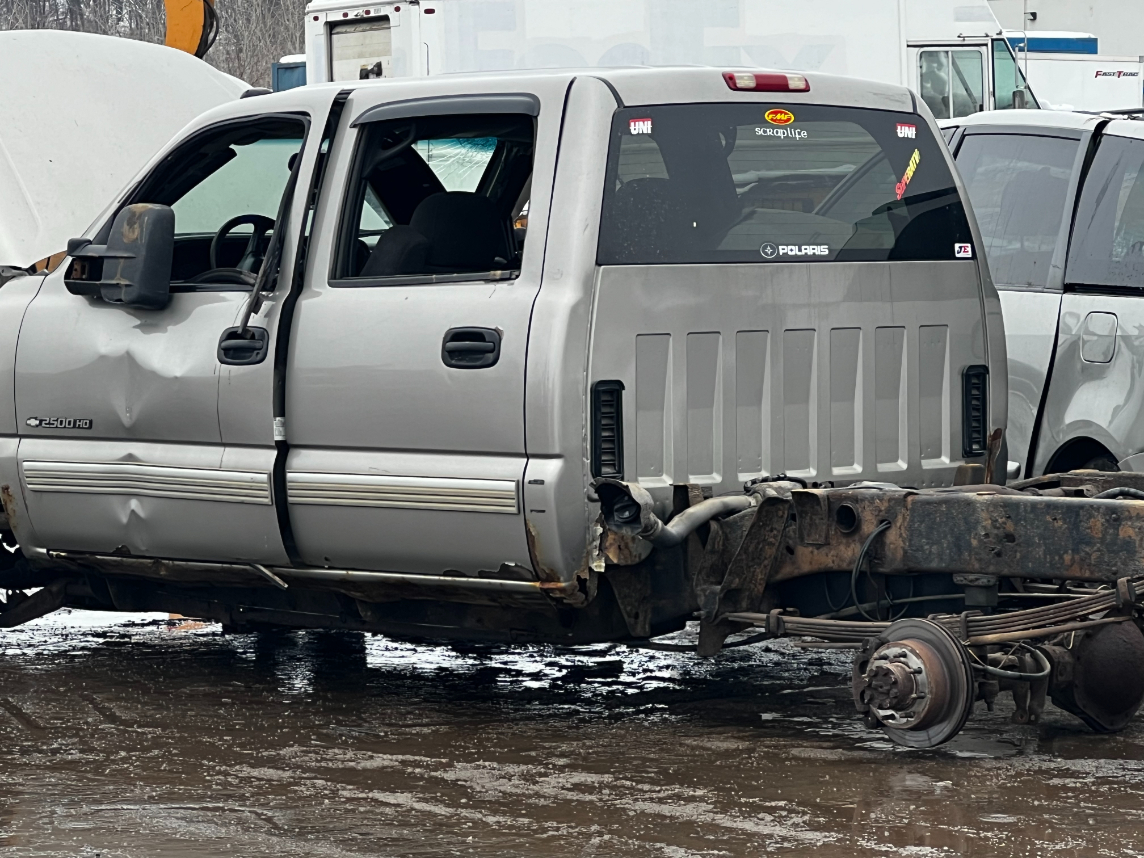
left=895, top=148, right=921, bottom=200
left=756, top=126, right=807, bottom=141
left=896, top=123, right=917, bottom=138
left=25, top=416, right=93, bottom=430
left=764, top=108, right=795, bottom=126
left=629, top=117, right=653, bottom=135
left=954, top=243, right=973, bottom=259
left=761, top=243, right=829, bottom=258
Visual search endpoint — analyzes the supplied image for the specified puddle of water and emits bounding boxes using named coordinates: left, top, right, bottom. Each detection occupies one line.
left=0, top=611, right=1141, bottom=856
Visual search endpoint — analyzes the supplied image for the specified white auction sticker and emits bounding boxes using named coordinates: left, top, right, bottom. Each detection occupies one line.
left=955, top=243, right=973, bottom=258
left=629, top=117, right=652, bottom=135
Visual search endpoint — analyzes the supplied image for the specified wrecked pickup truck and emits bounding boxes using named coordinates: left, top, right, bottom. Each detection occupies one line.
left=2, top=67, right=1144, bottom=748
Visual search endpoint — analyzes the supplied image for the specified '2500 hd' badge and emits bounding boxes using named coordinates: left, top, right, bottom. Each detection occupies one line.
left=764, top=108, right=795, bottom=125
left=26, top=416, right=93, bottom=430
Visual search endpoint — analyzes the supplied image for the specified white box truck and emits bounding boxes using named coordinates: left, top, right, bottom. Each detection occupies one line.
left=303, top=0, right=1039, bottom=118
left=1003, top=31, right=1143, bottom=111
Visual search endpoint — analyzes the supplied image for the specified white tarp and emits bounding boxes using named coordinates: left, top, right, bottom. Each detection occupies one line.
left=0, top=30, right=248, bottom=268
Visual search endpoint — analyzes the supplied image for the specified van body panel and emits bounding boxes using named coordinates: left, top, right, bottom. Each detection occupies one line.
left=1036, top=293, right=1144, bottom=474
left=996, top=290, right=1062, bottom=474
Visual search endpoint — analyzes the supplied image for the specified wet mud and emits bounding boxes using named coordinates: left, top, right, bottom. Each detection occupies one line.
left=2, top=610, right=1144, bottom=856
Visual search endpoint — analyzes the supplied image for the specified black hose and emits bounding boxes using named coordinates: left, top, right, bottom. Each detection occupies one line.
left=1094, top=487, right=1144, bottom=501
left=850, top=521, right=892, bottom=621
left=971, top=644, right=1052, bottom=680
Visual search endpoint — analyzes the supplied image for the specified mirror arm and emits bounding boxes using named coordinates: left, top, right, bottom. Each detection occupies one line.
left=235, top=152, right=305, bottom=336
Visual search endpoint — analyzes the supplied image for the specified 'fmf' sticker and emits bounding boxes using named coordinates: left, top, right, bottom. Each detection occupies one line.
left=896, top=123, right=917, bottom=138
left=629, top=117, right=653, bottom=135
left=895, top=148, right=921, bottom=200
left=764, top=108, right=795, bottom=126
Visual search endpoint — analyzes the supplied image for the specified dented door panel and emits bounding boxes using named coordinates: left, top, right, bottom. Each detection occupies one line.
left=1036, top=294, right=1144, bottom=474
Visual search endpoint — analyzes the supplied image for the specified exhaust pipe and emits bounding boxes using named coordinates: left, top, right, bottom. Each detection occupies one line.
left=593, top=478, right=757, bottom=548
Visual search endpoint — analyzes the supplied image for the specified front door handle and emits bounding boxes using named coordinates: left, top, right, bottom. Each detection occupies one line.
left=442, top=327, right=501, bottom=369
left=218, top=326, right=269, bottom=365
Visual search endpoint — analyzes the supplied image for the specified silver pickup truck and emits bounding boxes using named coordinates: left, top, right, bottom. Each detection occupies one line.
left=4, top=68, right=1144, bottom=748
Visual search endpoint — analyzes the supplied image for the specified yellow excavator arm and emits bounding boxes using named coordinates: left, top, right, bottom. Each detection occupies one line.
left=164, top=0, right=218, bottom=59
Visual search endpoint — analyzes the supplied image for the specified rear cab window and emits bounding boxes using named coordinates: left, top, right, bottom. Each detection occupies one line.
left=598, top=103, right=973, bottom=265
left=954, top=132, right=1080, bottom=288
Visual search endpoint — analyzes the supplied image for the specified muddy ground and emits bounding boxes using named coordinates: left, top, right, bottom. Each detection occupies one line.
left=1, top=611, right=1143, bottom=857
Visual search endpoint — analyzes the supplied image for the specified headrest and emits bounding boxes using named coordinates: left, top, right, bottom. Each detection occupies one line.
left=410, top=191, right=511, bottom=272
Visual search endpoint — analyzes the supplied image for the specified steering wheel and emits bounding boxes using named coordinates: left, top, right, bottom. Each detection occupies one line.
left=210, top=214, right=276, bottom=272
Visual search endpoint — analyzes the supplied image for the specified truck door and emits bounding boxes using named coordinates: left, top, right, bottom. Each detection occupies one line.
left=952, top=127, right=1085, bottom=475
left=283, top=82, right=567, bottom=576
left=13, top=98, right=330, bottom=563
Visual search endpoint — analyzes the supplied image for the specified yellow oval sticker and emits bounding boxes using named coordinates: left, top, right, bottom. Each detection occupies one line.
left=765, top=108, right=795, bottom=126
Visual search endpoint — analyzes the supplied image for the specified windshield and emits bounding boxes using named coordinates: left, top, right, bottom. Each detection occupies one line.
left=598, top=103, right=973, bottom=265
left=993, top=39, right=1040, bottom=110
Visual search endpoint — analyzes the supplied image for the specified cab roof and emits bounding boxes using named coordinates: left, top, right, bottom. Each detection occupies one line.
left=949, top=109, right=1105, bottom=132
left=259, top=66, right=917, bottom=115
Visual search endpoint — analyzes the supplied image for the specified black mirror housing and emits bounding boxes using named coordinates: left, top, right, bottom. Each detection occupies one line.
left=64, top=204, right=175, bottom=310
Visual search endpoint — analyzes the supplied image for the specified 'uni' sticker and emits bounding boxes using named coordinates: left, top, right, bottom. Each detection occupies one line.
left=629, top=117, right=653, bottom=135
left=896, top=123, right=917, bottom=138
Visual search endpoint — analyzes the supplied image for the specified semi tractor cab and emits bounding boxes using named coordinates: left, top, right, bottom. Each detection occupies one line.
left=302, top=0, right=1039, bottom=119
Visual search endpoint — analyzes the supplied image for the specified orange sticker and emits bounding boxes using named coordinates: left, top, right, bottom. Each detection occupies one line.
left=765, top=108, right=795, bottom=126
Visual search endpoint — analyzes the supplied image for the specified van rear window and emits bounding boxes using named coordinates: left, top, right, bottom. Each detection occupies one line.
left=1066, top=135, right=1144, bottom=290
left=598, top=103, right=973, bottom=265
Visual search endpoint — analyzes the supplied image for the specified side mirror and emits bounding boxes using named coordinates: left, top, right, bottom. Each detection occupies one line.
left=1012, top=88, right=1028, bottom=109
left=64, top=204, right=175, bottom=310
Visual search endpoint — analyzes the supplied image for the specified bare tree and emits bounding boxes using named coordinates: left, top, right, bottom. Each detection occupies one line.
left=209, top=0, right=308, bottom=87
left=0, top=0, right=306, bottom=87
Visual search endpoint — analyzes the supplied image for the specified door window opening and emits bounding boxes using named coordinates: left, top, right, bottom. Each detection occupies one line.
left=993, top=38, right=1039, bottom=110
left=920, top=49, right=985, bottom=120
left=122, top=116, right=306, bottom=288
left=336, top=112, right=535, bottom=282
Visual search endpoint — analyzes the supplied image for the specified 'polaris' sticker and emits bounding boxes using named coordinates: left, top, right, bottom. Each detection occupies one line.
left=26, top=416, right=93, bottom=430
left=954, top=243, right=973, bottom=259
left=760, top=243, right=829, bottom=259
left=629, top=117, right=653, bottom=135
left=895, top=148, right=921, bottom=200
left=896, top=123, right=917, bottom=138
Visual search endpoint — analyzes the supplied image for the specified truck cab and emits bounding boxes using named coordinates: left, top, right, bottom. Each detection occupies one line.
left=0, top=67, right=1002, bottom=645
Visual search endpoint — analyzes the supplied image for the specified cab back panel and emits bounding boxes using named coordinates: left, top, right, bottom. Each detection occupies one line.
left=588, top=260, right=984, bottom=502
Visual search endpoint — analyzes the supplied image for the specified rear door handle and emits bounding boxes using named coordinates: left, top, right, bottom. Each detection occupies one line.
left=442, top=327, right=501, bottom=369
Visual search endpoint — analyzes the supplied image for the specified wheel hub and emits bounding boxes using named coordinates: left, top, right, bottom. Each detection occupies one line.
left=852, top=618, right=975, bottom=748
left=862, top=640, right=943, bottom=729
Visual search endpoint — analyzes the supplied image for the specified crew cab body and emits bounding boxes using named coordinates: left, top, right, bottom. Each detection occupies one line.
left=0, top=68, right=1003, bottom=642
left=946, top=110, right=1144, bottom=476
